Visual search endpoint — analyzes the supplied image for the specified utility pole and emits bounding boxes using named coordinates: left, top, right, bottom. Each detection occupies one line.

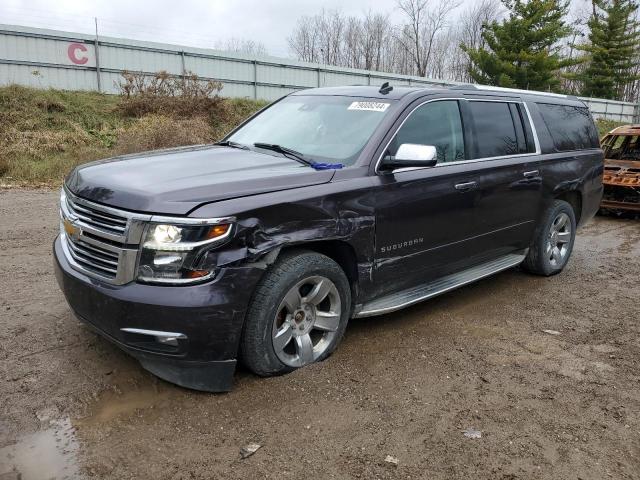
left=94, top=17, right=102, bottom=92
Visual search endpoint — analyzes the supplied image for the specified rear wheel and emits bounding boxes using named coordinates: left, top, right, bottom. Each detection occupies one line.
left=522, top=200, right=576, bottom=276
left=240, top=250, right=351, bottom=376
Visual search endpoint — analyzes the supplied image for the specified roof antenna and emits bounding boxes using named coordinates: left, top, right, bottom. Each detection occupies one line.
left=379, top=82, right=393, bottom=95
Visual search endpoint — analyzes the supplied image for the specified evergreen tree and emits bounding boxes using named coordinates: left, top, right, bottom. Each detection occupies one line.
left=577, top=0, right=640, bottom=99
left=461, top=0, right=573, bottom=91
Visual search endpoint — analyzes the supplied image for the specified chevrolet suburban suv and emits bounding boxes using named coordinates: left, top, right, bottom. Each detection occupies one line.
left=54, top=84, right=604, bottom=391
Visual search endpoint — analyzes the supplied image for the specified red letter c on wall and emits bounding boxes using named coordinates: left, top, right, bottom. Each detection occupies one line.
left=68, top=43, right=89, bottom=65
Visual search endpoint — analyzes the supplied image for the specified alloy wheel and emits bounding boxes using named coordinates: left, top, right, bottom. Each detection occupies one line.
left=271, top=276, right=342, bottom=367
left=547, top=212, right=572, bottom=267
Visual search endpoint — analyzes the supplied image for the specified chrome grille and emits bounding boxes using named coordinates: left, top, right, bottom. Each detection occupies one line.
left=65, top=235, right=119, bottom=279
left=59, top=188, right=150, bottom=285
left=64, top=194, right=128, bottom=236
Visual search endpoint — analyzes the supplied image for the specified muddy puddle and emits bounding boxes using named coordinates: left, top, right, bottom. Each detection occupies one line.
left=1, top=384, right=181, bottom=479
left=0, top=417, right=79, bottom=480
left=77, top=384, right=177, bottom=427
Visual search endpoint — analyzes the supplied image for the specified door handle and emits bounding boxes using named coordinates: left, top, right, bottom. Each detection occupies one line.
left=523, top=170, right=540, bottom=178
left=454, top=181, right=478, bottom=191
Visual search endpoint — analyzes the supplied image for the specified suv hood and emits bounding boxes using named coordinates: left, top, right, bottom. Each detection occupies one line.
left=66, top=145, right=335, bottom=215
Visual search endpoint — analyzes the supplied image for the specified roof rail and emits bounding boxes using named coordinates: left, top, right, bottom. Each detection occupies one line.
left=451, top=84, right=577, bottom=100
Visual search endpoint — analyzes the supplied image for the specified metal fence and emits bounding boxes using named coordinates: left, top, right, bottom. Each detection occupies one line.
left=1, top=23, right=639, bottom=123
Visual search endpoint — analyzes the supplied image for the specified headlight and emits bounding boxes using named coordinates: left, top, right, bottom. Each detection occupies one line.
left=137, top=222, right=232, bottom=284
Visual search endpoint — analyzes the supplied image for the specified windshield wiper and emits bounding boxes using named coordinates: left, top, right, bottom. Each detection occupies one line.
left=253, top=143, right=344, bottom=170
left=213, top=140, right=250, bottom=150
left=253, top=143, right=316, bottom=167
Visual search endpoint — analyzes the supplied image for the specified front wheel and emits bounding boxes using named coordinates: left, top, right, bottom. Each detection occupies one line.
left=522, top=200, right=577, bottom=276
left=240, top=250, right=351, bottom=377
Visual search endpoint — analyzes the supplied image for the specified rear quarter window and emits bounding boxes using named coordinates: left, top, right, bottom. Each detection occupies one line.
left=537, top=103, right=599, bottom=151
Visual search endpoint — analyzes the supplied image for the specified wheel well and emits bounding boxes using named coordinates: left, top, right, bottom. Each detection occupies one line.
left=555, top=190, right=582, bottom=225
left=281, top=241, right=359, bottom=296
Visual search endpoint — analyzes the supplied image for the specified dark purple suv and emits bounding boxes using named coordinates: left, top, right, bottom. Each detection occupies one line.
left=54, top=84, right=603, bottom=391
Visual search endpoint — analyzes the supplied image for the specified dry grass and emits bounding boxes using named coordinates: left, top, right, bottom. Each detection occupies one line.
left=0, top=83, right=266, bottom=185
left=596, top=119, right=627, bottom=137
left=114, top=115, right=214, bottom=154
left=116, top=71, right=226, bottom=119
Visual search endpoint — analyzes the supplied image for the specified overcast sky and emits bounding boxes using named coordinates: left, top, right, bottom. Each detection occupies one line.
left=2, top=0, right=589, bottom=58
left=1, top=0, right=414, bottom=57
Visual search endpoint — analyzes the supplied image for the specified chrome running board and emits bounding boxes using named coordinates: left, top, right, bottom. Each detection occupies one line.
left=355, top=252, right=526, bottom=318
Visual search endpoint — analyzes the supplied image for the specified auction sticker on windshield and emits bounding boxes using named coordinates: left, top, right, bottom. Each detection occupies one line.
left=347, top=101, right=390, bottom=112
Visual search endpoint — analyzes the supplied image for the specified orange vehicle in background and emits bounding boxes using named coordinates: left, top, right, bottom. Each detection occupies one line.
left=600, top=125, right=640, bottom=213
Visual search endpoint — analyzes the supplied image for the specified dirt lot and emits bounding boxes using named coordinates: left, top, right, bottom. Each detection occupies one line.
left=1, top=188, right=639, bottom=480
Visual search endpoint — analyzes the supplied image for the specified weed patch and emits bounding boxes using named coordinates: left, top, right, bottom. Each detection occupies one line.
left=0, top=83, right=265, bottom=185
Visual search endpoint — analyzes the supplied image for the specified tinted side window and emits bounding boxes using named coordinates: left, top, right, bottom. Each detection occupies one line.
left=469, top=101, right=519, bottom=158
left=390, top=100, right=465, bottom=162
left=537, top=103, right=600, bottom=151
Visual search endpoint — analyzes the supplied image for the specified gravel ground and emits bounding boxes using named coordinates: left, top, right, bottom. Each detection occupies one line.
left=1, top=188, right=639, bottom=480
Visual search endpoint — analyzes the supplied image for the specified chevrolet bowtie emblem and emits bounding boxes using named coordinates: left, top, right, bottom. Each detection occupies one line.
left=63, top=217, right=81, bottom=239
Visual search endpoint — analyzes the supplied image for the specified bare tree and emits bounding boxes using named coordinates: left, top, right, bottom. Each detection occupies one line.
left=395, top=0, right=430, bottom=76
left=450, top=0, right=503, bottom=82
left=362, top=12, right=391, bottom=70
left=216, top=38, right=268, bottom=56
left=429, top=29, right=455, bottom=80
left=395, top=0, right=461, bottom=77
left=343, top=16, right=363, bottom=68
left=286, top=2, right=490, bottom=83
left=457, top=0, right=502, bottom=52
left=316, top=10, right=345, bottom=65
left=286, top=1, right=640, bottom=102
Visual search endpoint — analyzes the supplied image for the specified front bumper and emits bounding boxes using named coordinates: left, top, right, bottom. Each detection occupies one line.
left=53, top=235, right=263, bottom=392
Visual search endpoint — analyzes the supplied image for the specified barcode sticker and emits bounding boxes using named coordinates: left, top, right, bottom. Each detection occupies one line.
left=347, top=101, right=390, bottom=112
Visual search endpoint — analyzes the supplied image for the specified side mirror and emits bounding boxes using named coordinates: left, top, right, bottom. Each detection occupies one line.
left=381, top=144, right=438, bottom=170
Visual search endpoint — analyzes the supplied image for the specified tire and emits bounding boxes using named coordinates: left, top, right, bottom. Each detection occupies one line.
left=240, top=250, right=351, bottom=377
left=522, top=200, right=577, bottom=276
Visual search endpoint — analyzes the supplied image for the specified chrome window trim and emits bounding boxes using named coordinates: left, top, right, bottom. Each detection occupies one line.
left=522, top=101, right=542, bottom=154
left=374, top=97, right=542, bottom=174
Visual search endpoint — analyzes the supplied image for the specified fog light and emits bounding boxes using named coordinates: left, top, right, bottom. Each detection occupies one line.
left=156, top=336, right=180, bottom=346
left=120, top=328, right=187, bottom=349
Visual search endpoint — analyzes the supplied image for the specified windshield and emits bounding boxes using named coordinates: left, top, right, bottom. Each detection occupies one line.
left=228, top=95, right=394, bottom=166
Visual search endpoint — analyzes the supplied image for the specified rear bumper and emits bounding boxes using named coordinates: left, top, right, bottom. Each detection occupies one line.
left=53, top=235, right=263, bottom=392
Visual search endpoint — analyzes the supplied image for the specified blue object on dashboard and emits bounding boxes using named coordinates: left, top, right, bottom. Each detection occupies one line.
left=311, top=162, right=344, bottom=170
